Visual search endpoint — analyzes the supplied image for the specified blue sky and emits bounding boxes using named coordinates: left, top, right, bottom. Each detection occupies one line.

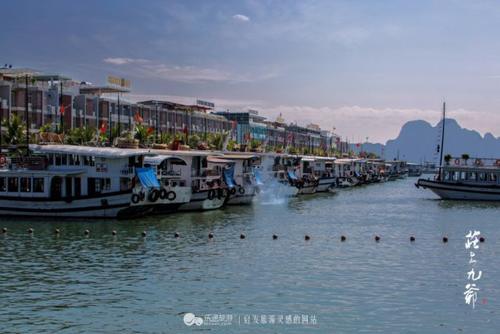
left=2, top=0, right=500, bottom=142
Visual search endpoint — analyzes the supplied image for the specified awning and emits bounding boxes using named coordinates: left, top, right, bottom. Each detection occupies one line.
left=301, top=157, right=316, bottom=162
left=223, top=165, right=237, bottom=188
left=136, top=167, right=160, bottom=189
left=144, top=155, right=188, bottom=166
left=287, top=170, right=298, bottom=180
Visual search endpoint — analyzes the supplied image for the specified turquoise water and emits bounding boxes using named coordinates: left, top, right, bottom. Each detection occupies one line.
left=1, top=179, right=499, bottom=333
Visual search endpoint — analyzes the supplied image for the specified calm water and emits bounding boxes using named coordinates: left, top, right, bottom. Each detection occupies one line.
left=1, top=178, right=499, bottom=333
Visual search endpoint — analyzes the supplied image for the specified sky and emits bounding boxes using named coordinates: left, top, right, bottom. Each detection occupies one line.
left=2, top=0, right=500, bottom=143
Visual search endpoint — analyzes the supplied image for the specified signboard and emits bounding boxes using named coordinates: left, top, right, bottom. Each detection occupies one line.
left=107, top=75, right=131, bottom=88
left=196, top=100, right=215, bottom=109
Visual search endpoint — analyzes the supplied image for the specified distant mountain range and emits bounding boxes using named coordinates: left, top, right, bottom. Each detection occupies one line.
left=351, top=118, right=500, bottom=163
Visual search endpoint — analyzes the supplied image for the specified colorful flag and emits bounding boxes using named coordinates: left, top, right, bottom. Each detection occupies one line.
left=60, top=105, right=65, bottom=115
left=134, top=112, right=143, bottom=124
left=100, top=121, right=107, bottom=134
left=147, top=127, right=154, bottom=135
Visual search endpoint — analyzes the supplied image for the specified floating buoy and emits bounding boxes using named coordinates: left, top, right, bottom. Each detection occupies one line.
left=479, top=236, right=485, bottom=243
left=208, top=232, right=214, bottom=239
left=28, top=228, right=34, bottom=234
left=374, top=235, right=380, bottom=242
left=305, top=235, right=310, bottom=241
left=340, top=235, right=346, bottom=242
left=141, top=231, right=147, bottom=237
left=54, top=228, right=60, bottom=234
left=2, top=227, right=7, bottom=234
left=84, top=229, right=90, bottom=236
left=272, top=234, right=278, bottom=240
left=174, top=232, right=180, bottom=238
left=442, top=236, right=448, bottom=243
left=410, top=236, right=415, bottom=242
left=112, top=230, right=117, bottom=236
left=240, top=233, right=246, bottom=239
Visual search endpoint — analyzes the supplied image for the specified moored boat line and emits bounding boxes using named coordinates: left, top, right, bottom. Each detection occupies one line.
left=0, top=144, right=410, bottom=218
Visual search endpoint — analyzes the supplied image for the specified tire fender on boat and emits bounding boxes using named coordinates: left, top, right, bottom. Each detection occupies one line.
left=167, top=191, right=176, bottom=201
left=148, top=189, right=160, bottom=202
left=159, top=188, right=168, bottom=200
left=238, top=186, right=245, bottom=195
left=131, top=193, right=140, bottom=204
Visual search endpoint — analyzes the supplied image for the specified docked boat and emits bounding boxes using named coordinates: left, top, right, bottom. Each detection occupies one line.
left=166, top=150, right=228, bottom=211
left=310, top=156, right=337, bottom=192
left=334, top=159, right=360, bottom=187
left=292, top=156, right=318, bottom=194
left=0, top=145, right=158, bottom=218
left=416, top=158, right=500, bottom=200
left=218, top=154, right=259, bottom=205
left=143, top=154, right=192, bottom=214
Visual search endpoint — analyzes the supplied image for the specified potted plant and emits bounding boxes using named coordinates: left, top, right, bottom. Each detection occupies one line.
left=444, top=154, right=452, bottom=165
left=461, top=153, right=470, bottom=165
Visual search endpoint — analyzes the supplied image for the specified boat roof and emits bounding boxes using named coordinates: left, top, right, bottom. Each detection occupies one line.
left=207, top=156, right=235, bottom=164
left=444, top=165, right=500, bottom=172
left=144, top=155, right=188, bottom=166
left=30, top=144, right=152, bottom=158
left=223, top=154, right=258, bottom=160
left=0, top=168, right=85, bottom=176
left=147, top=149, right=222, bottom=157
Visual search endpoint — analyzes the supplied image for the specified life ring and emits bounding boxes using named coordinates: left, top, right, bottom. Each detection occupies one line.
left=496, top=159, right=500, bottom=167
left=208, top=189, right=216, bottom=200
left=454, top=158, right=460, bottom=165
left=159, top=188, right=168, bottom=200
left=131, top=193, right=140, bottom=204
left=167, top=191, right=176, bottom=201
left=148, top=189, right=160, bottom=202
left=238, top=186, right=245, bottom=195
left=474, top=159, right=482, bottom=166
left=230, top=187, right=237, bottom=195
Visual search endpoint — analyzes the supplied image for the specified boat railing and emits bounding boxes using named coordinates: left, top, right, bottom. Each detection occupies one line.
left=447, top=157, right=500, bottom=167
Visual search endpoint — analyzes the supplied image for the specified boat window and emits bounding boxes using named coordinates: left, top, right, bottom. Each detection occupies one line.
left=90, top=156, right=96, bottom=167
left=83, top=156, right=89, bottom=166
left=120, top=177, right=132, bottom=191
left=0, top=177, right=5, bottom=191
left=20, top=177, right=31, bottom=192
left=61, top=154, right=67, bottom=165
left=74, top=177, right=81, bottom=197
left=75, top=155, right=80, bottom=165
left=33, top=178, right=44, bottom=193
left=48, top=154, right=54, bottom=165
left=69, top=154, right=75, bottom=165
left=8, top=177, right=18, bottom=192
left=55, top=154, right=62, bottom=166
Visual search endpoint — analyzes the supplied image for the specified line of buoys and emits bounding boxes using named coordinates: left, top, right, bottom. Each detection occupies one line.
left=240, top=233, right=246, bottom=239
left=272, top=234, right=278, bottom=240
left=208, top=232, right=214, bottom=239
left=340, top=235, right=347, bottom=242
left=28, top=228, right=34, bottom=234
left=410, top=236, right=415, bottom=242
left=174, top=232, right=180, bottom=238
left=112, top=230, right=117, bottom=236
left=374, top=235, right=380, bottom=242
left=141, top=231, right=147, bottom=237
left=84, top=229, right=90, bottom=236
left=54, top=228, right=60, bottom=235
left=305, top=235, right=311, bottom=241
left=442, top=236, right=448, bottom=243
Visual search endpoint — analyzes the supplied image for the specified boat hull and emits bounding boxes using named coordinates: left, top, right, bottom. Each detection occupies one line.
left=0, top=191, right=149, bottom=218
left=226, top=185, right=256, bottom=205
left=316, top=177, right=336, bottom=192
left=417, top=179, right=500, bottom=201
left=178, top=189, right=226, bottom=211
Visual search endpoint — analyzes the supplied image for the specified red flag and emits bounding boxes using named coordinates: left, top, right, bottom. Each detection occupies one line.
left=60, top=105, right=65, bottom=115
left=134, top=112, right=143, bottom=124
left=100, top=121, right=107, bottom=134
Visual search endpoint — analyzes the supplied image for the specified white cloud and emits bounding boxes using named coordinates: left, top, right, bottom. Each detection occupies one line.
left=103, top=57, right=149, bottom=65
left=103, top=57, right=278, bottom=83
left=232, top=14, right=250, bottom=22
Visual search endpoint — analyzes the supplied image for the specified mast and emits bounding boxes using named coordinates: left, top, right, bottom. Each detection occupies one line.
left=25, top=75, right=30, bottom=148
left=438, top=101, right=446, bottom=177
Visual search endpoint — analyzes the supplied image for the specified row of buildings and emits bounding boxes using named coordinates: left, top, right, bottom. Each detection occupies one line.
left=0, top=67, right=348, bottom=153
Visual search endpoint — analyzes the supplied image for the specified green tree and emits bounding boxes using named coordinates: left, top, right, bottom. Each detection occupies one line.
left=2, top=114, right=26, bottom=145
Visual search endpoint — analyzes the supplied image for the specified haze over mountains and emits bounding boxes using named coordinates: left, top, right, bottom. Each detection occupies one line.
left=353, top=119, right=500, bottom=163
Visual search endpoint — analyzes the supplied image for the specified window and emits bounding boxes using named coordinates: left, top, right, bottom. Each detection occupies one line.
left=74, top=177, right=81, bottom=197
left=61, top=154, right=67, bottom=165
left=120, top=177, right=131, bottom=191
left=69, top=154, right=75, bottom=165
left=55, top=154, right=62, bottom=166
left=83, top=156, right=90, bottom=166
left=20, top=177, right=31, bottom=192
left=0, top=177, right=5, bottom=191
left=33, top=178, right=44, bottom=193
left=8, top=177, right=18, bottom=192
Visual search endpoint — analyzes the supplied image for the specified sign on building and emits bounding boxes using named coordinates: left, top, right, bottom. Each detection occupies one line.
left=107, top=75, right=131, bottom=88
left=196, top=100, right=215, bottom=109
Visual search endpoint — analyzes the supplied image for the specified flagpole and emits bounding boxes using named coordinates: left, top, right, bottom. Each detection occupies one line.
left=59, top=81, right=64, bottom=133
left=25, top=75, right=30, bottom=148
left=439, top=101, right=446, bottom=179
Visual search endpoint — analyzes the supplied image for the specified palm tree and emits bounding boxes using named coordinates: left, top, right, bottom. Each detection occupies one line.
left=1, top=114, right=26, bottom=145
